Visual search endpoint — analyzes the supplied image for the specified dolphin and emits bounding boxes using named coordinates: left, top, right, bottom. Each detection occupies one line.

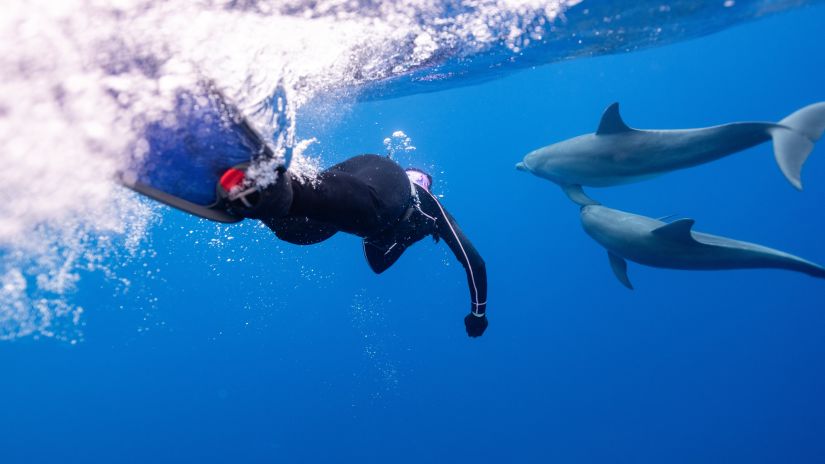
left=579, top=203, right=825, bottom=289
left=516, top=102, right=825, bottom=204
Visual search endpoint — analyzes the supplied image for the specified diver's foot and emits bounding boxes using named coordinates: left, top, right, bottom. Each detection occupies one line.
left=217, top=163, right=293, bottom=218
left=217, top=163, right=261, bottom=216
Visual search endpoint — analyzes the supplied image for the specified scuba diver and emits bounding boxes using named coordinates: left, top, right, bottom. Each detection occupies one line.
left=217, top=154, right=488, bottom=337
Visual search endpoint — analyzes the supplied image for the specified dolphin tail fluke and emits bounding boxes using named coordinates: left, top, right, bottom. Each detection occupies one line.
left=607, top=252, right=634, bottom=290
left=773, top=102, right=825, bottom=190
left=780, top=102, right=825, bottom=141
left=562, top=184, right=600, bottom=206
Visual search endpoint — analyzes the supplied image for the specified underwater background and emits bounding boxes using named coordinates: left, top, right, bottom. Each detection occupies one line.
left=2, top=1, right=825, bottom=463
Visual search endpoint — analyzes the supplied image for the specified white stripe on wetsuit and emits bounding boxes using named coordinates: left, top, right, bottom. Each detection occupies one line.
left=420, top=188, right=483, bottom=315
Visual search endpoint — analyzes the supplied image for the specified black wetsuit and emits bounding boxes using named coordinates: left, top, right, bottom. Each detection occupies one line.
left=246, top=154, right=487, bottom=327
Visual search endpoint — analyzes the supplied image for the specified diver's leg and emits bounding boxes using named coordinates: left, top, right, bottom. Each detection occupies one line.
left=220, top=155, right=412, bottom=237
left=262, top=216, right=338, bottom=245
left=218, top=164, right=293, bottom=219
left=322, top=154, right=412, bottom=226
left=328, top=155, right=410, bottom=205
left=286, top=155, right=413, bottom=237
left=288, top=169, right=386, bottom=235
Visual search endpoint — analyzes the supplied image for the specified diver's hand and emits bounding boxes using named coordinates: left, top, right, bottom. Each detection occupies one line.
left=464, top=313, right=488, bottom=338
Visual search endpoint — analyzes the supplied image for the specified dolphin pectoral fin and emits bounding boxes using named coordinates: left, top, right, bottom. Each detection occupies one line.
left=607, top=252, right=633, bottom=290
left=561, top=184, right=600, bottom=206
left=596, top=102, right=634, bottom=135
left=651, top=218, right=697, bottom=243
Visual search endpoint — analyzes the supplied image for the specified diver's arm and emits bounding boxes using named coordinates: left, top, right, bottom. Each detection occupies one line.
left=416, top=187, right=488, bottom=337
left=438, top=209, right=487, bottom=316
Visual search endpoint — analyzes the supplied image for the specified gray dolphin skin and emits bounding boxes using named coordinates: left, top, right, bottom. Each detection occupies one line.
left=579, top=204, right=825, bottom=289
left=516, top=102, right=825, bottom=203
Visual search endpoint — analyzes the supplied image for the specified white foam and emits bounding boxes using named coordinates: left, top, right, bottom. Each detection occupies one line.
left=0, top=0, right=576, bottom=340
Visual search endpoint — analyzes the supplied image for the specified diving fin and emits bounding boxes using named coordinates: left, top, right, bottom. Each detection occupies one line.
left=608, top=252, right=633, bottom=290
left=120, top=174, right=242, bottom=223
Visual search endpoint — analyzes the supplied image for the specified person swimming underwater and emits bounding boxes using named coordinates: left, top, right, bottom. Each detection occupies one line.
left=217, top=154, right=488, bottom=337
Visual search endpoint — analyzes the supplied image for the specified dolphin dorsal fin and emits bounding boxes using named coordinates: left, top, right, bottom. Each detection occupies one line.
left=607, top=252, right=633, bottom=290
left=596, top=103, right=633, bottom=135
left=652, top=219, right=697, bottom=242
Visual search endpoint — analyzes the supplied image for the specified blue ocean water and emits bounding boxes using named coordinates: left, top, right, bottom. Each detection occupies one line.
left=3, top=3, right=825, bottom=464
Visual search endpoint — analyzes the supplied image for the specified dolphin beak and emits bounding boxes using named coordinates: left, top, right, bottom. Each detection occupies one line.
left=515, top=161, right=528, bottom=172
